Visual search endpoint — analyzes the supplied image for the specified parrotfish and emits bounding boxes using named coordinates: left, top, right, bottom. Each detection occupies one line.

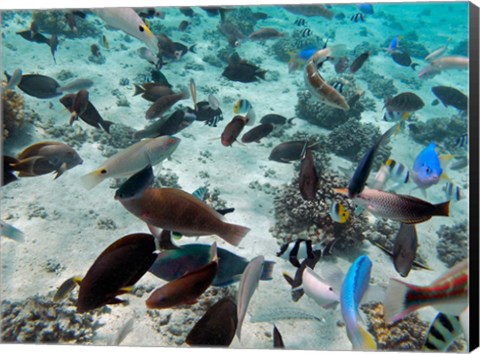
left=411, top=143, right=444, bottom=190
left=340, top=255, right=377, bottom=350
left=384, top=259, right=468, bottom=323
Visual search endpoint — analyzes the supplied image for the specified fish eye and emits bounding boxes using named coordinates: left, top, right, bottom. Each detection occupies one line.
left=426, top=167, right=431, bottom=174
left=139, top=25, right=145, bottom=32
left=329, top=287, right=333, bottom=291
left=100, top=169, right=107, bottom=174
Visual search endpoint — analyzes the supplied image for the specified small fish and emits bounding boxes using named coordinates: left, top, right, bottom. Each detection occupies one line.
left=77, top=233, right=157, bottom=313
left=146, top=243, right=219, bottom=309
left=391, top=51, right=419, bottom=70
left=301, top=265, right=343, bottom=308
left=248, top=28, right=284, bottom=40
left=384, top=259, right=468, bottom=323
left=339, top=188, right=450, bottom=224
left=186, top=298, right=238, bottom=347
left=241, top=124, right=274, bottom=143
left=178, top=20, right=190, bottom=31
left=260, top=114, right=293, bottom=126
left=69, top=89, right=89, bottom=124
left=81, top=136, right=180, bottom=190
left=294, top=18, right=307, bottom=26
left=49, top=34, right=58, bottom=63
left=383, top=110, right=410, bottom=122
left=385, top=159, right=410, bottom=184
left=222, top=54, right=266, bottom=83
left=299, top=146, right=318, bottom=201
left=269, top=141, right=320, bottom=164
left=283, top=249, right=323, bottom=302
left=453, top=134, right=468, bottom=149
left=332, top=81, right=344, bottom=93
left=424, top=44, right=449, bottom=62
left=233, top=99, right=256, bottom=125
left=386, top=35, right=402, bottom=53
left=2, top=156, right=19, bottom=186
left=334, top=57, right=349, bottom=74
left=350, top=13, right=365, bottom=22
left=422, top=313, right=463, bottom=351
left=16, top=28, right=50, bottom=45
left=368, top=239, right=432, bottom=272
left=340, top=255, right=377, bottom=350
left=432, top=99, right=440, bottom=106
left=188, top=101, right=224, bottom=127
left=137, top=47, right=161, bottom=67
left=329, top=202, right=350, bottom=223
left=443, top=182, right=463, bottom=202
left=276, top=239, right=315, bottom=267
left=221, top=116, right=249, bottom=147
left=56, top=78, right=94, bottom=93
left=145, top=87, right=190, bottom=119
left=4, top=69, right=22, bottom=90
left=431, top=86, right=468, bottom=111
left=134, top=110, right=194, bottom=139
left=392, top=223, right=418, bottom=277
left=412, top=143, right=444, bottom=190
left=384, top=92, right=424, bottom=113
left=172, top=42, right=197, bottom=60
left=108, top=317, right=135, bottom=346
left=114, top=162, right=154, bottom=200
left=450, top=156, right=468, bottom=170
left=350, top=51, right=370, bottom=73
left=11, top=141, right=83, bottom=179
left=273, top=325, right=285, bottom=348
left=357, top=3, right=374, bottom=14
left=4, top=72, right=61, bottom=99
left=0, top=220, right=25, bottom=242
left=237, top=256, right=264, bottom=340
left=282, top=5, right=333, bottom=19
left=102, top=34, right=110, bottom=49
left=300, top=28, right=313, bottom=37
left=133, top=82, right=174, bottom=102
left=208, top=94, right=220, bottom=110
left=53, top=276, right=81, bottom=302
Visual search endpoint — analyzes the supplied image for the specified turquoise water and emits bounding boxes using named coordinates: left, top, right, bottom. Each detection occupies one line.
left=0, top=3, right=470, bottom=351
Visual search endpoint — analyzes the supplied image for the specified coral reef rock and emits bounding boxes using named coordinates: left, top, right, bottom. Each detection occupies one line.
left=436, top=220, right=468, bottom=268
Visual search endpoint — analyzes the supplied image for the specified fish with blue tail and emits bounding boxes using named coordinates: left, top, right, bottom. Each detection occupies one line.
left=422, top=313, right=464, bottom=351
left=340, top=255, right=377, bottom=350
left=412, top=143, right=449, bottom=192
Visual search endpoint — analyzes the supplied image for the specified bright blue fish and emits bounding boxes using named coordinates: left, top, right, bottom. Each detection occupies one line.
left=412, top=143, right=443, bottom=190
left=357, top=3, right=374, bottom=14
left=388, top=35, right=402, bottom=53
left=298, top=47, right=318, bottom=61
left=340, top=255, right=377, bottom=350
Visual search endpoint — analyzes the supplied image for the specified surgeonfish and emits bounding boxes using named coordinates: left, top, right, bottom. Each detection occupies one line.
left=185, top=298, right=238, bottom=347
left=411, top=143, right=444, bottom=190
left=340, top=255, right=377, bottom=350
left=81, top=136, right=180, bottom=190
left=233, top=99, right=256, bottom=125
left=269, top=141, right=321, bottom=164
left=418, top=56, right=469, bottom=79
left=68, top=89, right=89, bottom=124
left=241, top=124, right=274, bottom=143
left=77, top=233, right=157, bottom=313
left=299, top=146, right=319, bottom=201
left=368, top=239, right=432, bottom=272
left=108, top=317, right=135, bottom=346
left=114, top=162, right=154, bottom=200
left=301, top=265, right=343, bottom=308
left=392, top=223, right=417, bottom=277
left=260, top=114, right=293, bottom=126
left=148, top=243, right=275, bottom=287
left=236, top=256, right=264, bottom=340
left=134, top=110, right=195, bottom=139
left=273, top=325, right=285, bottom=348
left=431, top=86, right=468, bottom=111
left=422, top=313, right=463, bottom=351
left=93, top=8, right=158, bottom=55
left=384, top=259, right=468, bottom=323
left=0, top=220, right=25, bottom=242
left=4, top=72, right=61, bottom=99
left=329, top=202, right=350, bottom=223
left=134, top=83, right=174, bottom=102
left=118, top=188, right=250, bottom=246
left=145, top=87, right=190, bottom=119
left=282, top=5, right=334, bottom=19
left=145, top=243, right=218, bottom=309
left=222, top=54, right=266, bottom=83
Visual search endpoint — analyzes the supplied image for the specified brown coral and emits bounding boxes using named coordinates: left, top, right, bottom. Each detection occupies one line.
left=2, top=89, right=25, bottom=140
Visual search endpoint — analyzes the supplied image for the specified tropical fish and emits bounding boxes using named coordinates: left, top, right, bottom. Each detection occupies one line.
left=12, top=142, right=83, bottom=179
left=114, top=163, right=154, bottom=200
left=145, top=87, right=190, bottom=119
left=186, top=298, right=237, bottom=347
left=77, top=233, right=157, bottom=313
left=392, top=223, right=417, bottom=277
left=260, top=114, right=294, bottom=126
left=443, top=182, right=463, bottom=202
left=273, top=325, right=285, bottom=348
left=56, top=78, right=94, bottom=93
left=338, top=188, right=450, bottom=224
left=431, top=86, right=468, bottom=111
left=294, top=18, right=307, bottom=26
left=102, top=34, right=110, bottom=49
left=340, top=255, right=377, bottom=350
left=350, top=13, right=365, bottom=22
left=248, top=28, right=284, bottom=40
left=269, top=141, right=319, bottom=164
left=108, top=317, right=135, bottom=346
left=422, top=313, right=463, bottom=351
left=237, top=256, right=264, bottom=340
left=2, top=156, right=19, bottom=186
left=119, top=188, right=250, bottom=246
left=301, top=265, right=343, bottom=308
left=391, top=51, right=419, bottom=70
left=347, top=123, right=399, bottom=198
left=384, top=92, right=424, bottom=113
left=384, top=259, right=468, bottom=322
left=93, top=8, right=158, bottom=55
left=300, top=28, right=313, bottom=37
left=54, top=276, right=81, bottom=302
left=419, top=56, right=469, bottom=79
left=208, top=94, right=220, bottom=110
left=221, top=116, right=249, bottom=147
left=222, top=54, right=266, bottom=83
left=148, top=243, right=274, bottom=287
left=386, top=35, right=402, bottom=53
left=299, top=146, right=319, bottom=201
left=4, top=72, right=61, bottom=99
left=450, top=156, right=468, bottom=170
left=233, top=99, right=256, bottom=125
left=385, top=159, right=410, bottom=184
left=350, top=51, right=370, bottom=73
left=357, top=3, right=374, bottom=14
left=81, top=136, right=180, bottom=190
left=411, top=143, right=444, bottom=190
left=277, top=239, right=318, bottom=267
left=49, top=34, right=58, bottom=63
left=134, top=83, right=174, bottom=102
left=178, top=20, right=190, bottom=31
left=145, top=243, right=218, bottom=309
left=137, top=47, right=161, bottom=67
left=68, top=89, right=89, bottom=124
left=4, top=69, right=22, bottom=90
left=188, top=101, right=224, bottom=127
left=283, top=249, right=323, bottom=302
left=0, top=220, right=25, bottom=242
left=241, top=124, right=274, bottom=143
left=453, top=134, right=468, bottom=149
left=135, top=110, right=195, bottom=139
left=329, top=202, right=350, bottom=223
left=424, top=44, right=450, bottom=62
left=172, top=42, right=197, bottom=60
left=282, top=5, right=334, bottom=19
left=368, top=239, right=432, bottom=272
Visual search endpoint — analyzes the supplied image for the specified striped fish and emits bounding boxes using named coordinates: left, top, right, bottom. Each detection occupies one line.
left=423, top=312, right=463, bottom=351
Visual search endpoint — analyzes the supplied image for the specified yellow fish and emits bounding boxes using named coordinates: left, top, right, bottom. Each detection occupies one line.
left=102, top=34, right=110, bottom=49
left=329, top=202, right=350, bottom=223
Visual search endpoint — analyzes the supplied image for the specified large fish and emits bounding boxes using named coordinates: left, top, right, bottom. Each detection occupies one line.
left=301, top=265, right=343, bottom=308
left=431, top=86, right=468, bottom=111
left=119, top=188, right=250, bottom=246
left=340, top=255, right=377, bottom=350
left=392, top=223, right=417, bottom=277
left=81, top=136, right=180, bottom=190
left=384, top=92, right=424, bottom=114
left=384, top=259, right=468, bottom=323
left=418, top=56, right=469, bottom=79
left=221, top=116, right=249, bottom=146
left=241, top=124, right=274, bottom=143
left=5, top=72, right=61, bottom=99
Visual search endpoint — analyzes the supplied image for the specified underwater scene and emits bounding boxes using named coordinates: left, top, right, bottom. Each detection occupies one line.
left=0, top=2, right=472, bottom=351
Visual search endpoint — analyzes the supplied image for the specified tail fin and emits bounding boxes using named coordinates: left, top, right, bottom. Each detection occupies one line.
left=133, top=84, right=145, bottom=96
left=219, top=223, right=250, bottom=246
left=282, top=272, right=295, bottom=287
left=80, top=169, right=105, bottom=190
left=434, top=201, right=450, bottom=217
left=354, top=323, right=377, bottom=350
left=256, top=70, right=267, bottom=80
left=384, top=278, right=424, bottom=323
left=329, top=44, right=347, bottom=58
left=101, top=120, right=114, bottom=134
left=260, top=261, right=275, bottom=281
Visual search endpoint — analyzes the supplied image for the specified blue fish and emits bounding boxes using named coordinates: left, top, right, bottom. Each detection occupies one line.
left=340, top=255, right=377, bottom=350
left=357, top=3, right=374, bottom=14
left=387, top=35, right=402, bottom=53
left=298, top=47, right=318, bottom=61
left=412, top=143, right=443, bottom=190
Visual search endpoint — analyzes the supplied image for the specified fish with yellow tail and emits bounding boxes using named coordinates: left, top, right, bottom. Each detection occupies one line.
left=304, top=46, right=350, bottom=111
left=93, top=8, right=158, bottom=55
left=335, top=187, right=450, bottom=224
left=340, top=255, right=377, bottom=351
left=384, top=259, right=468, bottom=323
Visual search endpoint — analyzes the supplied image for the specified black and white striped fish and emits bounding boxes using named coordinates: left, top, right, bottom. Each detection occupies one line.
left=443, top=182, right=463, bottom=202
left=453, top=134, right=468, bottom=149
left=332, top=81, right=344, bottom=93
left=277, top=239, right=314, bottom=267
left=294, top=18, right=307, bottom=26
left=350, top=13, right=365, bottom=22
left=385, top=159, right=410, bottom=183
left=300, top=28, right=313, bottom=37
left=423, top=313, right=463, bottom=351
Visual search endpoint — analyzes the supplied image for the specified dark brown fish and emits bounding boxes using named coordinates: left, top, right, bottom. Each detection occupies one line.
left=2, top=156, right=19, bottom=186
left=145, top=88, right=190, bottom=119
left=334, top=56, right=349, bottom=74
left=221, top=116, right=249, bottom=146
left=77, top=233, right=157, bottom=313
left=299, top=147, right=318, bottom=200
left=70, top=89, right=89, bottom=124
left=187, top=101, right=224, bottom=127
left=384, top=92, right=425, bottom=113
left=273, top=325, right=285, bottom=348
left=393, top=223, right=417, bottom=277
left=282, top=5, right=334, bottom=19
left=157, top=33, right=179, bottom=60
left=179, top=20, right=190, bottom=31
left=16, top=29, right=50, bottom=44
left=8, top=74, right=61, bottom=99
left=350, top=51, right=370, bottom=73
left=260, top=114, right=292, bottom=125
left=59, top=94, right=114, bottom=133
left=269, top=141, right=319, bottom=164
left=391, top=51, right=419, bottom=70
left=134, top=83, right=174, bottom=102
left=369, top=239, right=432, bottom=271
left=145, top=244, right=218, bottom=309
left=223, top=54, right=266, bottom=83
left=186, top=297, right=238, bottom=346
left=241, top=123, right=274, bottom=143
left=134, top=110, right=195, bottom=139
left=248, top=28, right=284, bottom=40
left=431, top=86, right=468, bottom=111
left=179, top=7, right=195, bottom=17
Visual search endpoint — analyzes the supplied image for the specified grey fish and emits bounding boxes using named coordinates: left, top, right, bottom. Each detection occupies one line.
left=114, top=163, right=154, bottom=200
left=56, top=78, right=94, bottom=93
left=50, top=34, right=58, bottom=63
left=299, top=146, right=318, bottom=200
left=393, top=223, right=418, bottom=277
left=0, top=220, right=25, bottom=242
left=16, top=29, right=50, bottom=44
left=248, top=28, right=284, bottom=40
left=450, top=156, right=468, bottom=170
left=5, top=72, right=61, bottom=99
left=391, top=51, right=419, bottom=70
left=384, top=92, right=425, bottom=113
left=145, top=87, right=190, bottom=119
left=273, top=325, right=285, bottom=348
left=368, top=239, right=432, bottom=271
left=431, top=86, right=468, bottom=111
left=138, top=47, right=160, bottom=67
left=237, top=256, right=264, bottom=340
left=269, top=141, right=319, bottom=164
left=134, top=110, right=195, bottom=139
